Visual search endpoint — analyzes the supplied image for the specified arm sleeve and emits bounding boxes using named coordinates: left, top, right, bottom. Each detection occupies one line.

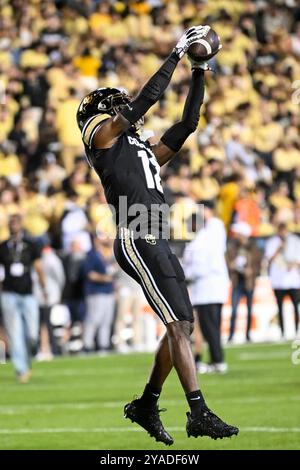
left=160, top=69, right=205, bottom=152
left=120, top=52, right=180, bottom=124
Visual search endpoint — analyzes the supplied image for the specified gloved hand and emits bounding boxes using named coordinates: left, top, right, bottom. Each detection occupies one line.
left=173, top=25, right=211, bottom=59
left=187, top=42, right=222, bottom=71
left=188, top=56, right=211, bottom=71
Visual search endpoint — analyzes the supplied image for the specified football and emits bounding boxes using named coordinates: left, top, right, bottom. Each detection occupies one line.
left=187, top=27, right=221, bottom=62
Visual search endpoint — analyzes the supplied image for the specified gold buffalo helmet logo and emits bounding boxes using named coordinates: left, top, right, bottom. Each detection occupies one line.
left=83, top=95, right=93, bottom=105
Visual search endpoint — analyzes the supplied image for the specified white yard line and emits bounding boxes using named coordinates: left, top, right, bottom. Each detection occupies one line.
left=238, top=351, right=290, bottom=361
left=22, top=367, right=132, bottom=376
left=0, top=426, right=300, bottom=435
left=1, top=375, right=295, bottom=392
left=0, top=395, right=299, bottom=415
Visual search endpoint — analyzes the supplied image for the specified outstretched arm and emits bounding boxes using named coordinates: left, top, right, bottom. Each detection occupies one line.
left=152, top=64, right=206, bottom=166
left=93, top=26, right=208, bottom=149
left=93, top=52, right=180, bottom=149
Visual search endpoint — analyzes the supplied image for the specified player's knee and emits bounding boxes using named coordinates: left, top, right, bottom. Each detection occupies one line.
left=167, top=320, right=193, bottom=340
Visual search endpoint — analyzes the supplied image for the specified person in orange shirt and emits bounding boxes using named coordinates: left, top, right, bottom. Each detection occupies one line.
left=233, top=187, right=261, bottom=237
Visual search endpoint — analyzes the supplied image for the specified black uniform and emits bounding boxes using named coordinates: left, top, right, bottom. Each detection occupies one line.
left=83, top=128, right=193, bottom=325
left=85, top=128, right=165, bottom=227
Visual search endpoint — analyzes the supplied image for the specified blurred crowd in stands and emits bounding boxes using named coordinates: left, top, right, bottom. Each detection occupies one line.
left=0, top=0, right=300, bottom=366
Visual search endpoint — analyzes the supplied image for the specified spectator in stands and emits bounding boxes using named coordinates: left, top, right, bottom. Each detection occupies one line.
left=0, top=214, right=46, bottom=382
left=82, top=235, right=116, bottom=352
left=227, top=222, right=263, bottom=342
left=232, top=187, right=261, bottom=237
left=60, top=189, right=92, bottom=253
left=56, top=88, right=82, bottom=174
left=62, top=237, right=86, bottom=326
left=34, top=239, right=66, bottom=359
left=265, top=223, right=300, bottom=337
left=36, top=153, right=66, bottom=193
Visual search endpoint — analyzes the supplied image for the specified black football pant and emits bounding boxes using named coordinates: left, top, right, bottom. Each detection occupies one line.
left=114, top=227, right=193, bottom=325
left=273, top=288, right=300, bottom=335
left=230, top=282, right=254, bottom=340
left=194, top=303, right=224, bottom=364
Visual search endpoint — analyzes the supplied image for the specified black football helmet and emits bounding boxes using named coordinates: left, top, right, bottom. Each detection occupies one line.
left=76, top=87, right=132, bottom=132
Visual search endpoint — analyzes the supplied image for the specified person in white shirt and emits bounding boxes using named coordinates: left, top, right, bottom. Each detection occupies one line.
left=265, top=223, right=300, bottom=337
left=183, top=200, right=229, bottom=373
left=34, top=242, right=66, bottom=359
left=61, top=190, right=92, bottom=253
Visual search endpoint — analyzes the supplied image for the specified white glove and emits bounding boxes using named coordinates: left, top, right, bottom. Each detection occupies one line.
left=188, top=56, right=211, bottom=71
left=187, top=42, right=222, bottom=71
left=173, top=25, right=211, bottom=59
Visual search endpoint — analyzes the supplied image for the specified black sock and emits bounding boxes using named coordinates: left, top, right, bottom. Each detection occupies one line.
left=140, top=383, right=162, bottom=409
left=186, top=390, right=206, bottom=416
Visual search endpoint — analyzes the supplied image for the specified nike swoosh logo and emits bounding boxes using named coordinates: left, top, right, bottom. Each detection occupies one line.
left=152, top=393, right=160, bottom=397
left=190, top=397, right=201, bottom=400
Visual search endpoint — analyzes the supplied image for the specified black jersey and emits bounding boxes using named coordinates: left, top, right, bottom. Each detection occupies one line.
left=84, top=129, right=167, bottom=229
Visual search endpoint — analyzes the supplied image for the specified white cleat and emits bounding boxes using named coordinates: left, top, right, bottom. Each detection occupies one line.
left=213, top=362, right=229, bottom=374
left=197, top=362, right=212, bottom=374
left=197, top=362, right=228, bottom=374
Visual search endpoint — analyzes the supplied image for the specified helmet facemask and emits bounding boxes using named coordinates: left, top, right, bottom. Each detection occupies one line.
left=77, top=88, right=144, bottom=134
left=98, top=92, right=144, bottom=132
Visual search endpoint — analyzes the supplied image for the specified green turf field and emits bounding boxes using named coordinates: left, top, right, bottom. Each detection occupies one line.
left=0, top=342, right=299, bottom=450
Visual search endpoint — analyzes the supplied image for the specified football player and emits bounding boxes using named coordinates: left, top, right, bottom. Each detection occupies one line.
left=77, top=26, right=238, bottom=444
